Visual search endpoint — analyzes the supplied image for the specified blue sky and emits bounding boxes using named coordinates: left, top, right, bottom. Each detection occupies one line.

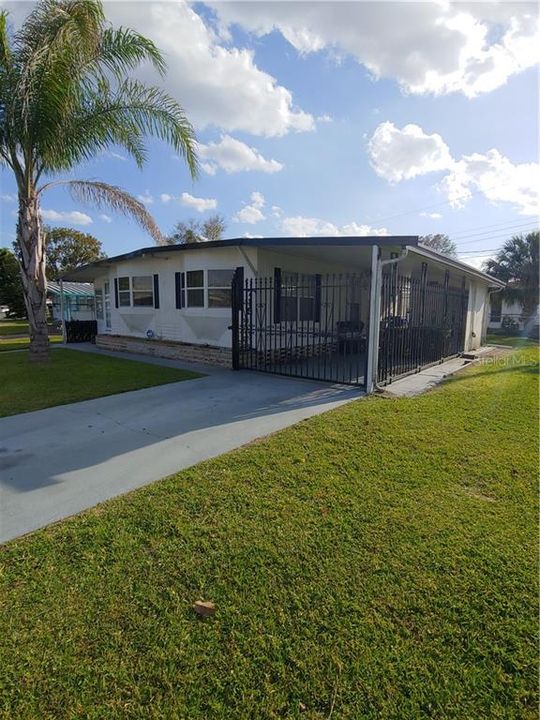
left=1, top=1, right=539, bottom=268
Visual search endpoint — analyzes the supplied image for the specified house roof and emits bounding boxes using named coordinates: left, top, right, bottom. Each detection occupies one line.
left=47, top=281, right=95, bottom=298
left=61, top=235, right=418, bottom=280
left=406, top=245, right=506, bottom=288
left=60, top=235, right=504, bottom=288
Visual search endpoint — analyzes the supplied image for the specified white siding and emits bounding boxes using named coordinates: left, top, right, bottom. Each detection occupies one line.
left=92, top=246, right=257, bottom=348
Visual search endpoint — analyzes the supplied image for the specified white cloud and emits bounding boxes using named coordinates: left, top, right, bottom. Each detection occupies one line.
left=160, top=194, right=173, bottom=204
left=180, top=192, right=217, bottom=212
left=244, top=233, right=264, bottom=239
left=235, top=206, right=265, bottom=225
left=317, top=114, right=333, bottom=123
left=201, top=162, right=217, bottom=176
left=137, top=190, right=154, bottom=205
left=210, top=2, right=540, bottom=98
left=442, top=150, right=540, bottom=216
left=250, top=191, right=265, bottom=209
left=368, top=122, right=454, bottom=182
left=281, top=216, right=389, bottom=237
left=198, top=135, right=283, bottom=174
left=40, top=209, right=93, bottom=226
left=0, top=193, right=16, bottom=202
left=102, top=150, right=127, bottom=162
left=420, top=212, right=443, bottom=219
left=99, top=214, right=112, bottom=223
left=271, top=205, right=283, bottom=217
left=103, top=1, right=314, bottom=137
left=234, top=191, right=266, bottom=224
left=368, top=121, right=540, bottom=216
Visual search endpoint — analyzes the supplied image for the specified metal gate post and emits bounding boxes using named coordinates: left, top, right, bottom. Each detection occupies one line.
left=231, top=266, right=243, bottom=370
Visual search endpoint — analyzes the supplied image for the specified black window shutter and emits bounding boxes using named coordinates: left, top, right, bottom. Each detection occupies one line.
left=314, top=274, right=322, bottom=323
left=114, top=278, right=119, bottom=308
left=153, top=274, right=160, bottom=309
left=234, top=266, right=244, bottom=307
left=174, top=273, right=185, bottom=310
left=273, top=267, right=282, bottom=323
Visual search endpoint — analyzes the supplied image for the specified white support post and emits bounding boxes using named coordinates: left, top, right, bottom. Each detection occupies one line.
left=59, top=278, right=66, bottom=343
left=365, top=245, right=380, bottom=394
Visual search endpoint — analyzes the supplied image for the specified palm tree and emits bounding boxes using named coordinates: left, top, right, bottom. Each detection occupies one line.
left=484, top=231, right=539, bottom=324
left=0, top=0, right=198, bottom=360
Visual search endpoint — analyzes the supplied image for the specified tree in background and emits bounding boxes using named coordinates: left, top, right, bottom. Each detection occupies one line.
left=484, top=231, right=539, bottom=324
left=0, top=0, right=197, bottom=361
left=45, top=227, right=106, bottom=280
left=167, top=214, right=226, bottom=244
left=0, top=249, right=26, bottom=318
left=419, top=234, right=457, bottom=257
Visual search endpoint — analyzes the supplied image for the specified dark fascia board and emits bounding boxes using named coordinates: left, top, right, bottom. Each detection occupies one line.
left=61, top=235, right=419, bottom=280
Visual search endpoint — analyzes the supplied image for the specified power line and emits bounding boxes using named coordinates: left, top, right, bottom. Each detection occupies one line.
left=457, top=248, right=499, bottom=255
left=364, top=180, right=517, bottom=227
left=450, top=217, right=539, bottom=239
left=451, top=221, right=538, bottom=244
left=453, top=228, right=539, bottom=247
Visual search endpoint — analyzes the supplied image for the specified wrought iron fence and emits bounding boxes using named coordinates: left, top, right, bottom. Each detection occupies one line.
left=377, top=269, right=468, bottom=384
left=231, top=269, right=371, bottom=387
left=65, top=320, right=97, bottom=343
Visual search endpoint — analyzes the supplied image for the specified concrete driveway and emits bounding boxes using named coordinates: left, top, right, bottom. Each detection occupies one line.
left=0, top=350, right=361, bottom=543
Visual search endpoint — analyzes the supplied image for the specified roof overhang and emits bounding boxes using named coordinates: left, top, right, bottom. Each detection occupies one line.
left=406, top=245, right=506, bottom=288
left=61, top=235, right=419, bottom=281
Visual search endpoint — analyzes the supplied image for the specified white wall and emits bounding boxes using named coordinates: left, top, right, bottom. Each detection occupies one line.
left=93, top=246, right=257, bottom=348
left=465, top=280, right=489, bottom=351
left=487, top=297, right=523, bottom=330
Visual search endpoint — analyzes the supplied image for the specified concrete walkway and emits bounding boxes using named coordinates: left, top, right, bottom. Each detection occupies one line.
left=0, top=346, right=362, bottom=543
left=381, top=347, right=499, bottom=397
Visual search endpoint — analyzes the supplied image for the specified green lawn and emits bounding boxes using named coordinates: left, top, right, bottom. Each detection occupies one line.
left=0, top=334, right=63, bottom=352
left=0, top=318, right=29, bottom=335
left=0, top=347, right=538, bottom=719
left=486, top=333, right=538, bottom=348
left=0, top=348, right=202, bottom=417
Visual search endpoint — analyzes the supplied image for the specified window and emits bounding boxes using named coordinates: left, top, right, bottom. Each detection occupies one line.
left=186, top=270, right=204, bottom=307
left=132, top=276, right=154, bottom=307
left=118, top=276, right=131, bottom=306
left=208, top=269, right=234, bottom=308
left=176, top=269, right=235, bottom=309
left=490, top=294, right=502, bottom=322
left=281, top=272, right=318, bottom=322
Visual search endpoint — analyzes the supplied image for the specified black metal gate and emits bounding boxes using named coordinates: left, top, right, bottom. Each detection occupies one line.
left=232, top=269, right=371, bottom=387
left=377, top=268, right=469, bottom=385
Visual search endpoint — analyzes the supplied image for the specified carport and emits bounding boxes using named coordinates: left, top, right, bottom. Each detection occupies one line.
left=230, top=238, right=505, bottom=390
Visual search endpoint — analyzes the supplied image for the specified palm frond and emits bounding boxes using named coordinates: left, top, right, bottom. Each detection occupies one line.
left=1, top=0, right=198, bottom=194
left=41, top=180, right=166, bottom=245
left=95, top=26, right=166, bottom=79
left=0, top=11, right=11, bottom=71
left=483, top=231, right=539, bottom=317
left=38, top=79, right=198, bottom=176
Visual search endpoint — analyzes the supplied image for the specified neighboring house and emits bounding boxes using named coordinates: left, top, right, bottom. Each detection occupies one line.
left=47, top=281, right=95, bottom=322
left=63, top=236, right=504, bottom=391
left=488, top=293, right=539, bottom=335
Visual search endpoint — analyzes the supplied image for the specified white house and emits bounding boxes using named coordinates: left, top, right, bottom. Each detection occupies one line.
left=63, top=236, right=504, bottom=392
left=488, top=293, right=539, bottom=336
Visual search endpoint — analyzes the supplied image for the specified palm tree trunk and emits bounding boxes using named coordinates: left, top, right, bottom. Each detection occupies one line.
left=17, top=190, right=49, bottom=361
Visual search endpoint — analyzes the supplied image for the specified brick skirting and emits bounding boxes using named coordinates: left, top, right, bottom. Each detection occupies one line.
left=96, top=334, right=232, bottom=367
